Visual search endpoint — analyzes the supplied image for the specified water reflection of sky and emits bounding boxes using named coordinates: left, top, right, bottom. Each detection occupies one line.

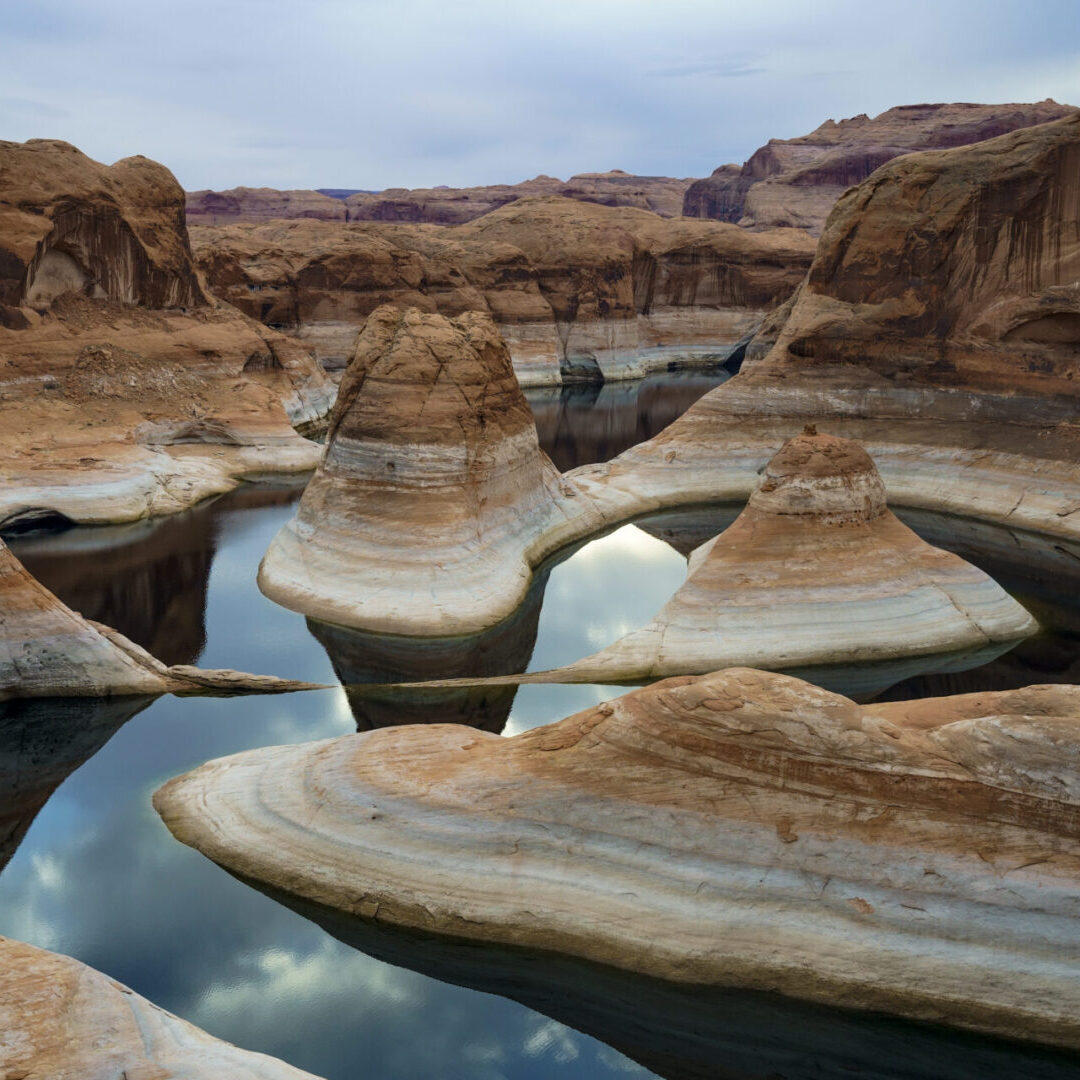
left=0, top=491, right=675, bottom=1079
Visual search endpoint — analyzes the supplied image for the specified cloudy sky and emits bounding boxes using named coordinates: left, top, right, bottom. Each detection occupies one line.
left=3, top=0, right=1078, bottom=191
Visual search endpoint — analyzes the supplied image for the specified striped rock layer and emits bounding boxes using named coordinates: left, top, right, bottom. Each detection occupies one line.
left=258, top=305, right=606, bottom=634
left=155, top=668, right=1080, bottom=1052
left=0, top=936, right=322, bottom=1079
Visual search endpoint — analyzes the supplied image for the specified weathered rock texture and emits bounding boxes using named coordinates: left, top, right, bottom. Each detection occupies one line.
left=684, top=100, right=1076, bottom=233
left=187, top=170, right=694, bottom=228
left=0, top=139, right=334, bottom=526
left=537, top=430, right=1036, bottom=683
left=0, top=536, right=323, bottom=700
left=582, top=113, right=1080, bottom=543
left=191, top=197, right=814, bottom=384
left=0, top=936, right=323, bottom=1079
left=155, top=668, right=1080, bottom=1052
left=259, top=305, right=604, bottom=633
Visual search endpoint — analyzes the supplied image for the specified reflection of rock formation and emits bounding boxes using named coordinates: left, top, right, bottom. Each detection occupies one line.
left=0, top=936, right=324, bottom=1078
left=156, top=669, right=1080, bottom=1054
left=526, top=372, right=728, bottom=471
left=588, top=114, right=1080, bottom=544
left=192, top=198, right=814, bottom=383
left=308, top=569, right=545, bottom=732
left=529, top=431, right=1037, bottom=686
left=9, top=507, right=216, bottom=666
left=260, top=306, right=604, bottom=634
left=0, top=696, right=152, bottom=873
left=683, top=100, right=1075, bottom=233
left=0, top=138, right=332, bottom=527
left=274, top=894, right=1080, bottom=1080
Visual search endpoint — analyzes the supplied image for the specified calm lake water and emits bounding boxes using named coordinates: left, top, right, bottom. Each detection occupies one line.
left=2, top=371, right=1080, bottom=1080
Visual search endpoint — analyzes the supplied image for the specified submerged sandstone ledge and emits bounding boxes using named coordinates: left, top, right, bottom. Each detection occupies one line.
left=155, top=667, right=1080, bottom=1052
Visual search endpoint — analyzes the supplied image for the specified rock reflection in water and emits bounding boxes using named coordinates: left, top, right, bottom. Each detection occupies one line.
left=248, top=888, right=1080, bottom=1080
left=0, top=696, right=153, bottom=873
left=526, top=371, right=729, bottom=471
left=308, top=572, right=546, bottom=731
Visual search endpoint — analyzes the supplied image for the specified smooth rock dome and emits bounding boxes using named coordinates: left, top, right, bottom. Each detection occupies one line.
left=258, top=304, right=605, bottom=635
left=155, top=668, right=1080, bottom=1052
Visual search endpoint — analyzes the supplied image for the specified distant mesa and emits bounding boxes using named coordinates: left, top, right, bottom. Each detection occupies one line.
left=0, top=936, right=323, bottom=1078
left=683, top=99, right=1077, bottom=233
left=155, top=667, right=1080, bottom=1054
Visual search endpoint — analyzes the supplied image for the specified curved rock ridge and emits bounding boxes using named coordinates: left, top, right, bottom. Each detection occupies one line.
left=683, top=99, right=1076, bottom=233
left=0, top=139, right=334, bottom=525
left=155, top=668, right=1080, bottom=1051
left=0, top=537, right=325, bottom=700
left=525, top=430, right=1036, bottom=683
left=0, top=936, right=323, bottom=1079
left=258, top=305, right=607, bottom=634
left=191, top=197, right=814, bottom=384
left=574, top=113, right=1080, bottom=542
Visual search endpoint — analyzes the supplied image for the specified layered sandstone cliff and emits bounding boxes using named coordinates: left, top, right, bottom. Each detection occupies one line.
left=0, top=139, right=334, bottom=526
left=684, top=100, right=1075, bottom=233
left=0, top=937, right=323, bottom=1079
left=192, top=197, right=814, bottom=384
left=258, top=305, right=605, bottom=633
left=186, top=185, right=348, bottom=225
left=155, top=668, right=1080, bottom=1052
left=582, top=112, right=1080, bottom=542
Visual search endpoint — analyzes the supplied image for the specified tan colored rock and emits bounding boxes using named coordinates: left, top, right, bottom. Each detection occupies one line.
left=0, top=936, right=323, bottom=1079
left=193, top=198, right=814, bottom=385
left=0, top=536, right=325, bottom=700
left=581, top=112, right=1080, bottom=543
left=155, top=668, right=1080, bottom=1052
left=186, top=185, right=348, bottom=225
left=684, top=100, right=1076, bottom=233
left=258, top=305, right=605, bottom=634
left=0, top=139, right=334, bottom=526
left=534, top=430, right=1037, bottom=683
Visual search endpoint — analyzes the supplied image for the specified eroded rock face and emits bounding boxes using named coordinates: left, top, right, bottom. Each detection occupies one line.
left=186, top=171, right=694, bottom=228
left=155, top=668, right=1080, bottom=1052
left=683, top=100, right=1076, bottom=233
left=258, top=305, right=605, bottom=634
left=0, top=139, right=334, bottom=525
left=0, top=936, right=323, bottom=1079
left=581, top=113, right=1080, bottom=543
left=550, top=430, right=1036, bottom=683
left=192, top=197, right=814, bottom=384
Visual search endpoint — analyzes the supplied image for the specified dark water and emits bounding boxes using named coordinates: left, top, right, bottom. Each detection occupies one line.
left=2, top=373, right=1079, bottom=1079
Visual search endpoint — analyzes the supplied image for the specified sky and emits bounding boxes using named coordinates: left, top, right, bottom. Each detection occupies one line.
left=2, top=0, right=1079, bottom=192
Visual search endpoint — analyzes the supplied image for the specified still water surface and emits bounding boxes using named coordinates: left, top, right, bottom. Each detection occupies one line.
left=2, top=372, right=1080, bottom=1079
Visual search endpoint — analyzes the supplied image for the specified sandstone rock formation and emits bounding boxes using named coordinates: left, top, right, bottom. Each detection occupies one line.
left=532, top=430, right=1037, bottom=684
left=582, top=112, right=1080, bottom=543
left=155, top=667, right=1080, bottom=1052
left=0, top=139, right=334, bottom=526
left=0, top=936, right=322, bottom=1078
left=187, top=171, right=694, bottom=228
left=192, top=197, right=814, bottom=384
left=0, top=536, right=324, bottom=700
left=684, top=100, right=1076, bottom=233
left=258, top=305, right=606, bottom=634
left=186, top=185, right=348, bottom=224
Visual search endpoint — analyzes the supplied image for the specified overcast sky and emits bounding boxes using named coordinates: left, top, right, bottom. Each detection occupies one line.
left=2, top=0, right=1078, bottom=192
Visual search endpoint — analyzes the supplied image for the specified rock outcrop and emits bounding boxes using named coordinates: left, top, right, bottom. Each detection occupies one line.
left=192, top=197, right=814, bottom=384
left=683, top=100, right=1076, bottom=233
left=0, top=139, right=334, bottom=526
left=0, top=536, right=324, bottom=700
left=529, top=430, right=1037, bottom=685
left=0, top=936, right=322, bottom=1078
left=155, top=668, right=1080, bottom=1052
left=186, top=171, right=694, bottom=228
left=258, top=305, right=605, bottom=634
left=581, top=112, right=1080, bottom=543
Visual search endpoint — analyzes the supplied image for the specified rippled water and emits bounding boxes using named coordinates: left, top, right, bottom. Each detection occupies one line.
left=2, top=371, right=1079, bottom=1079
